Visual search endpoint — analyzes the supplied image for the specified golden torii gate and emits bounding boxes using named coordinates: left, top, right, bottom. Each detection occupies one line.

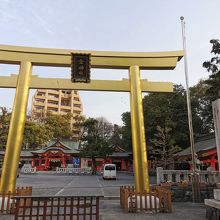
left=0, top=44, right=183, bottom=193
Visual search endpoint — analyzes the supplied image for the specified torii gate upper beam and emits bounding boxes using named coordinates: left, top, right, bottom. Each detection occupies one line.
left=0, top=44, right=183, bottom=69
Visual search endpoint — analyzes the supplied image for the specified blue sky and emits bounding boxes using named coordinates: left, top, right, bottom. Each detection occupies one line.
left=0, top=0, right=219, bottom=125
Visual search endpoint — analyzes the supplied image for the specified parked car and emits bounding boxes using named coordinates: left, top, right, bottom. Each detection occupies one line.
left=103, top=164, right=116, bottom=180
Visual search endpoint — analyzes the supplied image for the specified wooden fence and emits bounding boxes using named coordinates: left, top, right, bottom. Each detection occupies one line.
left=120, top=186, right=172, bottom=213
left=0, top=186, right=32, bottom=214
left=14, top=195, right=101, bottom=220
left=0, top=191, right=15, bottom=214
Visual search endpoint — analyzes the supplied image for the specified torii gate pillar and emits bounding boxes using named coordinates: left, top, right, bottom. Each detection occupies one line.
left=0, top=61, right=32, bottom=192
left=129, top=65, right=149, bottom=192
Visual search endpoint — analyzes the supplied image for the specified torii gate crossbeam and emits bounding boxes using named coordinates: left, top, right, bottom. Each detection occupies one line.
left=0, top=75, right=173, bottom=92
left=0, top=45, right=183, bottom=194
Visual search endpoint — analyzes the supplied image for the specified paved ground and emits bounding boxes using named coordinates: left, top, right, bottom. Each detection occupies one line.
left=0, top=174, right=207, bottom=219
left=100, top=200, right=206, bottom=220
left=16, top=172, right=156, bottom=197
left=0, top=201, right=207, bottom=220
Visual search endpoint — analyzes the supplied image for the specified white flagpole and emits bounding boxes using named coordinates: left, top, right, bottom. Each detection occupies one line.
left=180, top=16, right=198, bottom=203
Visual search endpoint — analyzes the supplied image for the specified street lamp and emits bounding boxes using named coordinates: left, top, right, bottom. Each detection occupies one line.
left=180, top=16, right=200, bottom=203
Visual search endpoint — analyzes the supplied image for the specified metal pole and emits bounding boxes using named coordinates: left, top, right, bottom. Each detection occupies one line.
left=180, top=16, right=198, bottom=203
left=129, top=65, right=150, bottom=193
left=0, top=61, right=32, bottom=193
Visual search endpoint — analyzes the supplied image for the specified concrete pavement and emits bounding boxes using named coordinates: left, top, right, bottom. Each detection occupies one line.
left=100, top=200, right=206, bottom=220
left=0, top=201, right=207, bottom=220
left=0, top=174, right=207, bottom=219
left=16, top=173, right=141, bottom=197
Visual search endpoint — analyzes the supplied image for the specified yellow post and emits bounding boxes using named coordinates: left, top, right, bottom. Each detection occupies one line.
left=0, top=61, right=32, bottom=193
left=129, top=65, right=149, bottom=193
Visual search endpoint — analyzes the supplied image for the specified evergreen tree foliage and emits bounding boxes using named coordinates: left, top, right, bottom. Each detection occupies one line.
left=0, top=109, right=82, bottom=150
left=0, top=107, right=10, bottom=150
left=43, top=112, right=72, bottom=139
left=202, top=39, right=220, bottom=129
left=79, top=117, right=114, bottom=174
left=23, top=121, right=51, bottom=149
left=109, top=124, right=123, bottom=147
left=149, top=126, right=181, bottom=169
left=121, top=112, right=132, bottom=151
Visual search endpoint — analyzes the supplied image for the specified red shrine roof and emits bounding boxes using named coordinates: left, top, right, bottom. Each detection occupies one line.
left=108, top=145, right=132, bottom=158
left=31, top=140, right=80, bottom=155
left=0, top=140, right=132, bottom=158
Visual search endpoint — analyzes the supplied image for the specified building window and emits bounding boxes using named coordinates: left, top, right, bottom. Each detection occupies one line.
left=35, top=106, right=44, bottom=110
left=61, top=109, right=71, bottom=113
left=74, top=110, right=81, bottom=114
left=74, top=104, right=81, bottom=108
left=48, top=94, right=59, bottom=99
left=35, top=99, right=44, bottom=103
left=61, top=98, right=71, bottom=106
left=48, top=100, right=59, bottom=105
left=37, top=92, right=45, bottom=97
left=47, top=107, right=58, bottom=112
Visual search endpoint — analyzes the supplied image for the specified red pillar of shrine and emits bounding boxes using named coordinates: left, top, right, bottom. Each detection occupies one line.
left=32, top=159, right=35, bottom=167
left=62, top=157, right=66, bottom=168
left=210, top=155, right=216, bottom=170
left=121, top=160, right=124, bottom=171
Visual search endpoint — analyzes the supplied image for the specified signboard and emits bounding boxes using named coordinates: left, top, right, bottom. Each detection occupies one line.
left=201, top=152, right=210, bottom=157
left=71, top=53, right=91, bottom=83
left=73, top=157, right=80, bottom=167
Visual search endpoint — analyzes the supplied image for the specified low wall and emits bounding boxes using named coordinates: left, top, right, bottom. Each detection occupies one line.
left=160, top=184, right=215, bottom=202
left=21, top=167, right=36, bottom=174
left=157, top=167, right=220, bottom=185
left=56, top=167, right=92, bottom=174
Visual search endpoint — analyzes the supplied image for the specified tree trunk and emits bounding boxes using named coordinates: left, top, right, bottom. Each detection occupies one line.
left=92, top=157, right=97, bottom=175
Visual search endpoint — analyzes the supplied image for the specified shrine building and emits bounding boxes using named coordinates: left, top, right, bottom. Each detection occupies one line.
left=175, top=133, right=218, bottom=171
left=0, top=140, right=133, bottom=172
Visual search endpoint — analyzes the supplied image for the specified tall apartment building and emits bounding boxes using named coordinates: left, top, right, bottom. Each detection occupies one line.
left=31, top=89, right=83, bottom=138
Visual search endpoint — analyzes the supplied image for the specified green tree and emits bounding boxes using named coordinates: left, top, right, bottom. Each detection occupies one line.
left=190, top=80, right=211, bottom=133
left=0, top=108, right=84, bottom=150
left=23, top=112, right=78, bottom=149
left=23, top=121, right=51, bottom=149
left=79, top=117, right=114, bottom=174
left=109, top=124, right=123, bottom=147
left=43, top=113, right=73, bottom=139
left=203, top=39, right=220, bottom=73
left=0, top=107, right=11, bottom=150
left=143, top=85, right=190, bottom=149
left=202, top=39, right=220, bottom=129
left=149, top=126, right=181, bottom=169
left=121, top=112, right=132, bottom=151
left=121, top=84, right=207, bottom=155
left=71, top=114, right=85, bottom=141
